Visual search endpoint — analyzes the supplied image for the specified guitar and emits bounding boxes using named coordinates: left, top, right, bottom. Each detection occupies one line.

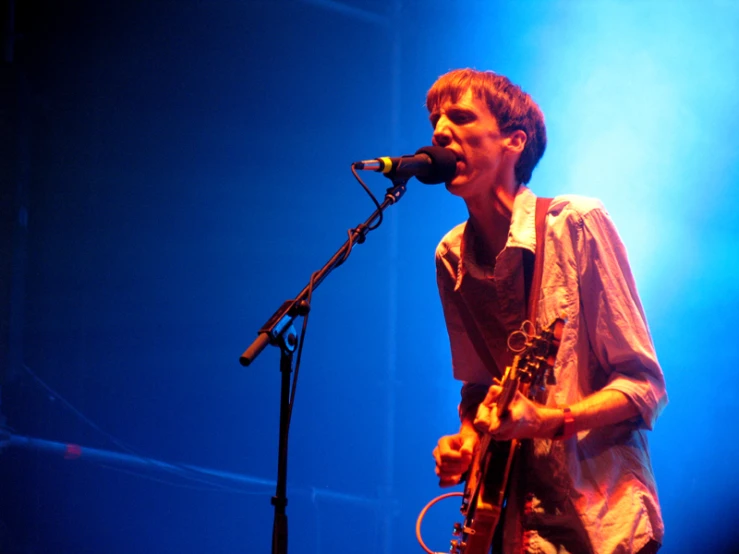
left=449, top=317, right=565, bottom=554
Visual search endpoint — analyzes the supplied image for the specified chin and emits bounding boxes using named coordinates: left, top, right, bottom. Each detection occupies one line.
left=445, top=176, right=465, bottom=191
left=444, top=182, right=467, bottom=198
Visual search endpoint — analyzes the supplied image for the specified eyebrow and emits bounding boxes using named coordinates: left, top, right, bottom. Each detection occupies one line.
left=429, top=105, right=475, bottom=124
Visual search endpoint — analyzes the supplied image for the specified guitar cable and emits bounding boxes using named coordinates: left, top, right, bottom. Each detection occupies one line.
left=415, top=491, right=464, bottom=554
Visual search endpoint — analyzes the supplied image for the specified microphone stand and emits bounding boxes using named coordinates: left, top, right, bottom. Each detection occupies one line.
left=239, top=177, right=410, bottom=554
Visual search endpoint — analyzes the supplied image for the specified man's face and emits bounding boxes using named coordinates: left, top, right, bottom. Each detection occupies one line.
left=429, top=89, right=511, bottom=199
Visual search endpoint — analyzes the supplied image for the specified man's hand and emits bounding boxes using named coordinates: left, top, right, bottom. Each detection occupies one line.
left=432, top=429, right=479, bottom=487
left=474, top=385, right=561, bottom=440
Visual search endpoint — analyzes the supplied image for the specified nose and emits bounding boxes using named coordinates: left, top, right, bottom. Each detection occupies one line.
left=432, top=116, right=452, bottom=147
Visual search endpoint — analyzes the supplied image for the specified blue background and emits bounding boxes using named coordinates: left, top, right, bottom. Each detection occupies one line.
left=1, top=1, right=738, bottom=552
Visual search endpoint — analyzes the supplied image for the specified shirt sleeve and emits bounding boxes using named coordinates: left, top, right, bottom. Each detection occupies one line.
left=459, top=382, right=490, bottom=421
left=577, top=205, right=668, bottom=430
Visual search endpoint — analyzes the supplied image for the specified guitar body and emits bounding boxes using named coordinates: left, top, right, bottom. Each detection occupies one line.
left=456, top=436, right=516, bottom=553
left=449, top=318, right=564, bottom=554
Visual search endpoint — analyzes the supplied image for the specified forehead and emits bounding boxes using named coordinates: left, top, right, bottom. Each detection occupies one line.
left=430, top=88, right=489, bottom=114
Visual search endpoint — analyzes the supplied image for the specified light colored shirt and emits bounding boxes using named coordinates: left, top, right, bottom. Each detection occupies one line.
left=436, top=186, right=667, bottom=554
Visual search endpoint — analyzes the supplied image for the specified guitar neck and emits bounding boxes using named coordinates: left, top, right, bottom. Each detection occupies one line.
left=495, top=354, right=522, bottom=417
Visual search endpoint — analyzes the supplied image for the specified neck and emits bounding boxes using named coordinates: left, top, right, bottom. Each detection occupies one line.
left=466, top=183, right=520, bottom=265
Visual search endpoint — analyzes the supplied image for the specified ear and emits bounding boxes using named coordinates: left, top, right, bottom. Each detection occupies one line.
left=503, top=129, right=527, bottom=155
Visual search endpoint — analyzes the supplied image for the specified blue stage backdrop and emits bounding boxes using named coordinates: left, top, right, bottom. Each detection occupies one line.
left=1, top=1, right=737, bottom=553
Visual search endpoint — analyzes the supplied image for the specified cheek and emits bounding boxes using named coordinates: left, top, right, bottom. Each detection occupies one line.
left=466, top=135, right=485, bottom=148
left=468, top=150, right=497, bottom=173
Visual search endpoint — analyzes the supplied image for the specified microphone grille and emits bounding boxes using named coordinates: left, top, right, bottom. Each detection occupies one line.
left=415, top=146, right=457, bottom=185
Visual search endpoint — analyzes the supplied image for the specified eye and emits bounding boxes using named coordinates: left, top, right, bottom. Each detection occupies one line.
left=449, top=109, right=474, bottom=124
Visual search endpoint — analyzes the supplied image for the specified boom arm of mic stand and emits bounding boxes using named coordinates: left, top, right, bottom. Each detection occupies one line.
left=239, top=178, right=408, bottom=554
left=239, top=179, right=408, bottom=367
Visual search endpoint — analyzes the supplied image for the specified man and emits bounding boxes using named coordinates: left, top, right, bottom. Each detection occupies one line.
left=430, top=69, right=667, bottom=553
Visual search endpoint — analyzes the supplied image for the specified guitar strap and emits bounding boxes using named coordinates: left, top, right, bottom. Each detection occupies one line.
left=524, top=197, right=553, bottom=324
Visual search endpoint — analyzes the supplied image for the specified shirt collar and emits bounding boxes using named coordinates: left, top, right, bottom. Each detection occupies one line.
left=507, top=185, right=537, bottom=254
left=455, top=186, right=538, bottom=291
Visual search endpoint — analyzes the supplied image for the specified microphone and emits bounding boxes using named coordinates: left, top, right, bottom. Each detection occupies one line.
left=352, top=146, right=457, bottom=184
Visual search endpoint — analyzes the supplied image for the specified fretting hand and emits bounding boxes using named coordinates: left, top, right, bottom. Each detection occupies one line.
left=474, top=384, right=562, bottom=440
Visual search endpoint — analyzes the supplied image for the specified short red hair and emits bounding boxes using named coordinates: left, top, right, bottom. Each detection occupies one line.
left=426, top=69, right=547, bottom=185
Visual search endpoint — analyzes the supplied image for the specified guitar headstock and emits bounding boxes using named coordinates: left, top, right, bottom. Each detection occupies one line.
left=497, top=317, right=566, bottom=412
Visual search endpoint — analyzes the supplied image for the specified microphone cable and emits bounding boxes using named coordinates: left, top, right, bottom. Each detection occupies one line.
left=286, top=162, right=385, bottom=428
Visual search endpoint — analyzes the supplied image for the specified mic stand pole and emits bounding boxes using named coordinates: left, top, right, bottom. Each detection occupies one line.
left=239, top=178, right=409, bottom=554
left=271, top=328, right=296, bottom=554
